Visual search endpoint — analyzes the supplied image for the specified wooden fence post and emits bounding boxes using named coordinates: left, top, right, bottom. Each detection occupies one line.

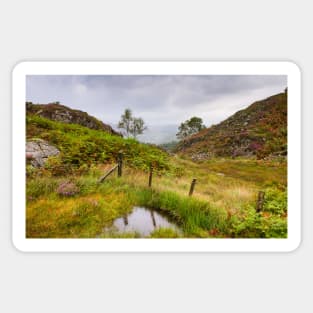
left=256, top=191, right=265, bottom=212
left=148, top=166, right=153, bottom=187
left=117, top=153, right=123, bottom=177
left=189, top=179, right=197, bottom=196
left=98, top=164, right=118, bottom=183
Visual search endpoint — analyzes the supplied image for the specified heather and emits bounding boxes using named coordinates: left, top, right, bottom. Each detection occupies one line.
left=176, top=92, right=287, bottom=160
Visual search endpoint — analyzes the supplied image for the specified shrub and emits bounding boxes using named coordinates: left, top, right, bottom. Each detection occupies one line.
left=26, top=164, right=37, bottom=178
left=229, top=197, right=287, bottom=238
left=44, top=156, right=72, bottom=176
left=263, top=187, right=287, bottom=215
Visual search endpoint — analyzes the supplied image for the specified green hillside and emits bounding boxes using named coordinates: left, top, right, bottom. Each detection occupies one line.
left=26, top=114, right=170, bottom=175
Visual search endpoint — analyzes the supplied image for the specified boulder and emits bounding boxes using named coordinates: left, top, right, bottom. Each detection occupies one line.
left=26, top=139, right=60, bottom=167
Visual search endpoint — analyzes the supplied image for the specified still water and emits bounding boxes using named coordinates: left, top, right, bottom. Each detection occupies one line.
left=106, top=206, right=180, bottom=237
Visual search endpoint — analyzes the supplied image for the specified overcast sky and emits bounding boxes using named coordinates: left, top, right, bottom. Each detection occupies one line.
left=26, top=75, right=287, bottom=143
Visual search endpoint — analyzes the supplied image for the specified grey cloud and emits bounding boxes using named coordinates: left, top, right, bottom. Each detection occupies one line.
left=26, top=75, right=287, bottom=143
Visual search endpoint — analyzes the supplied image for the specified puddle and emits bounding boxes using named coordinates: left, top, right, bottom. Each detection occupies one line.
left=104, top=206, right=181, bottom=237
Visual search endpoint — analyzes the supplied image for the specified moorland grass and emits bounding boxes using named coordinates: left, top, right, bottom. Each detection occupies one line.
left=26, top=157, right=287, bottom=238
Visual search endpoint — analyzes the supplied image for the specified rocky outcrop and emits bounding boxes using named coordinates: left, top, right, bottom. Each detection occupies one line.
left=26, top=102, right=121, bottom=136
left=26, top=139, right=60, bottom=167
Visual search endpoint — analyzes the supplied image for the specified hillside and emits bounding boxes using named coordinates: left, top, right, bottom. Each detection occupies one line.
left=26, top=114, right=170, bottom=175
left=176, top=91, right=287, bottom=160
left=26, top=102, right=121, bottom=136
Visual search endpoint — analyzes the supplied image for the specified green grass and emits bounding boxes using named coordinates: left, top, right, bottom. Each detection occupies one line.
left=205, top=158, right=287, bottom=187
left=27, top=114, right=170, bottom=173
left=26, top=157, right=287, bottom=238
left=26, top=174, right=226, bottom=238
left=150, top=228, right=181, bottom=238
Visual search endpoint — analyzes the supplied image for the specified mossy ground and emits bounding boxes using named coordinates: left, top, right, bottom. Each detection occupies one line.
left=26, top=157, right=287, bottom=238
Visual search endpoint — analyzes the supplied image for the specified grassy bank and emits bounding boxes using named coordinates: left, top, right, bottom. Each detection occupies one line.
left=26, top=157, right=287, bottom=238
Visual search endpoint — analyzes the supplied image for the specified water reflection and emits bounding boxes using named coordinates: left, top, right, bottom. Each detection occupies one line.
left=106, top=206, right=180, bottom=237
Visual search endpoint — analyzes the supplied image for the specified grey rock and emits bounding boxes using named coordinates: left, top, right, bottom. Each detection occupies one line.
left=190, top=152, right=213, bottom=161
left=26, top=139, right=60, bottom=167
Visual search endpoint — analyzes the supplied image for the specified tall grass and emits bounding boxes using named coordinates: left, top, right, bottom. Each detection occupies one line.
left=26, top=173, right=227, bottom=238
left=26, top=157, right=287, bottom=238
left=135, top=189, right=227, bottom=236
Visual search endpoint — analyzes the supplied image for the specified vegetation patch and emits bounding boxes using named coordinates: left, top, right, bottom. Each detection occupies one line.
left=25, top=93, right=288, bottom=239
left=27, top=115, right=171, bottom=175
left=26, top=159, right=287, bottom=238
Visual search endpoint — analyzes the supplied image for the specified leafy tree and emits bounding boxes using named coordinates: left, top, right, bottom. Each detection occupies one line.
left=176, top=116, right=206, bottom=140
left=118, top=109, right=147, bottom=139
left=130, top=117, right=147, bottom=138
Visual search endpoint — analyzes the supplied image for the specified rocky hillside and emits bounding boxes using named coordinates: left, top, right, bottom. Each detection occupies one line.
left=26, top=114, right=171, bottom=174
left=176, top=91, right=287, bottom=160
left=26, top=102, right=121, bottom=136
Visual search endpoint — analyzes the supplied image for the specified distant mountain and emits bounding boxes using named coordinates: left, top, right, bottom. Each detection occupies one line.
left=26, top=102, right=121, bottom=136
left=175, top=91, right=287, bottom=160
left=158, top=141, right=179, bottom=153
